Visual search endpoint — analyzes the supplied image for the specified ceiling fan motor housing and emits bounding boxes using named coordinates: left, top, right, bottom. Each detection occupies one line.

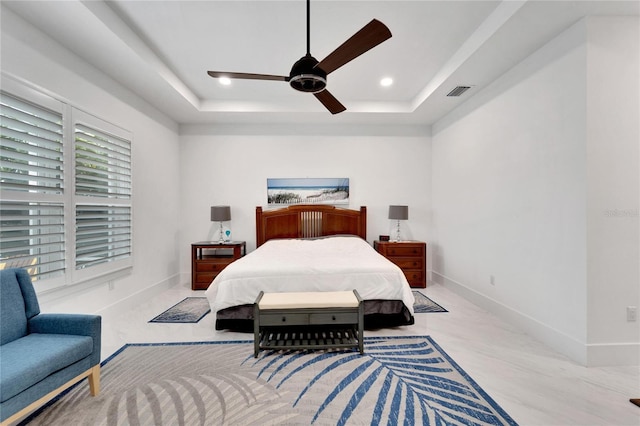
left=289, top=54, right=327, bottom=93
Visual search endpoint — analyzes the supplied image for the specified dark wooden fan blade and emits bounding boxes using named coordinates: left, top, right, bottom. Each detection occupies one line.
left=316, top=19, right=391, bottom=75
left=207, top=71, right=289, bottom=81
left=314, top=89, right=346, bottom=114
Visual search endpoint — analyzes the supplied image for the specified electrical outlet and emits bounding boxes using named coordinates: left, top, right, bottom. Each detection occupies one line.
left=627, top=306, right=637, bottom=322
left=489, top=275, right=495, bottom=286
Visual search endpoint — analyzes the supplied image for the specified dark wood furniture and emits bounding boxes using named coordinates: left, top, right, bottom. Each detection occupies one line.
left=256, top=205, right=367, bottom=247
left=374, top=240, right=426, bottom=288
left=254, top=290, right=364, bottom=357
left=191, top=241, right=246, bottom=290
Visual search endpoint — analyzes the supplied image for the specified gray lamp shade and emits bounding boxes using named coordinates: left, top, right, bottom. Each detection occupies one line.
left=211, top=205, right=231, bottom=222
left=388, top=205, right=408, bottom=220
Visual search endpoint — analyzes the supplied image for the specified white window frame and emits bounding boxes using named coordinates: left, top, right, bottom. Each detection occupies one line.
left=0, top=77, right=132, bottom=292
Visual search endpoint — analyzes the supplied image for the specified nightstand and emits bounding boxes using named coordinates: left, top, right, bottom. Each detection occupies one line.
left=191, top=241, right=246, bottom=290
left=374, top=240, right=426, bottom=288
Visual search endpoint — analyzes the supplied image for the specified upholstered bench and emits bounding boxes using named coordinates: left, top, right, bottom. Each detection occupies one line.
left=253, top=290, right=363, bottom=357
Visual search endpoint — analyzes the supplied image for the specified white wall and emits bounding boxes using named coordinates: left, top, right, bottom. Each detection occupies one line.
left=431, top=17, right=639, bottom=366
left=585, top=17, right=640, bottom=366
left=1, top=7, right=182, bottom=315
left=178, top=126, right=432, bottom=279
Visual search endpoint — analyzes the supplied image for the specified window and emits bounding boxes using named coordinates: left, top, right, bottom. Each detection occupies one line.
left=0, top=81, right=132, bottom=288
left=0, top=201, right=65, bottom=280
left=73, top=116, right=132, bottom=276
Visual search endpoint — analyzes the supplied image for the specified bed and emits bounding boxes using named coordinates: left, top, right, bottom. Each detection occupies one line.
left=205, top=205, right=415, bottom=331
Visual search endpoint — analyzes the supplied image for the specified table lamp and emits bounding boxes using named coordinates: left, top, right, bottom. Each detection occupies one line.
left=211, top=205, right=231, bottom=243
left=388, top=205, right=408, bottom=242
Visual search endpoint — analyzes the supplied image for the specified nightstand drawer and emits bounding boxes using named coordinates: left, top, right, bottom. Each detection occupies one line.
left=195, top=272, right=219, bottom=283
left=384, top=245, right=424, bottom=257
left=388, top=257, right=424, bottom=270
left=403, top=270, right=424, bottom=284
left=195, top=261, right=231, bottom=272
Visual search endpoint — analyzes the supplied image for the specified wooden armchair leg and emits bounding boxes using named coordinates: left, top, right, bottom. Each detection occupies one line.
left=1, top=365, right=101, bottom=425
left=88, top=365, right=100, bottom=396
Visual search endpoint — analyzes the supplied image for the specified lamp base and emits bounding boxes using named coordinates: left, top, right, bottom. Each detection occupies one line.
left=394, top=219, right=402, bottom=242
left=217, top=222, right=225, bottom=243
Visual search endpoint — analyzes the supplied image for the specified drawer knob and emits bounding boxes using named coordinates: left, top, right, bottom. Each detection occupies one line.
left=281, top=317, right=287, bottom=322
left=332, top=315, right=336, bottom=321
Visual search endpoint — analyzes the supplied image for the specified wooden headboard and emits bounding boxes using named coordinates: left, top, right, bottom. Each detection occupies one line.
left=256, top=205, right=367, bottom=247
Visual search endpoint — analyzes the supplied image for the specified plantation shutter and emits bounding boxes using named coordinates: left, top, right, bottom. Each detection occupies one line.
left=74, top=122, right=132, bottom=270
left=0, top=91, right=65, bottom=280
left=75, top=204, right=131, bottom=269
left=75, top=123, right=131, bottom=198
left=0, top=92, right=64, bottom=193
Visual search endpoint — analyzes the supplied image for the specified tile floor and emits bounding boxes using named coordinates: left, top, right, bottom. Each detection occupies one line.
left=99, top=282, right=639, bottom=426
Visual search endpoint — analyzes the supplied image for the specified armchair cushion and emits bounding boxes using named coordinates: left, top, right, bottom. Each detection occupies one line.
left=0, top=334, right=93, bottom=402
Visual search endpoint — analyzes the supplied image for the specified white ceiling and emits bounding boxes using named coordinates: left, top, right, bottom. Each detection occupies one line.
left=4, top=0, right=639, bottom=126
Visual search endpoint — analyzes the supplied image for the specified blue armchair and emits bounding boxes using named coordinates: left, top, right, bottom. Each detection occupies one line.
left=0, top=268, right=101, bottom=424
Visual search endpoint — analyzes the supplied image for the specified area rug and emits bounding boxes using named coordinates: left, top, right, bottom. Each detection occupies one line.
left=23, top=336, right=516, bottom=425
left=413, top=290, right=448, bottom=313
left=149, top=297, right=210, bottom=323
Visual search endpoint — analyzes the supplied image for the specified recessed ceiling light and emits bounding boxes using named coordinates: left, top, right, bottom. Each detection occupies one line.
left=219, top=77, right=231, bottom=86
left=380, top=77, right=393, bottom=87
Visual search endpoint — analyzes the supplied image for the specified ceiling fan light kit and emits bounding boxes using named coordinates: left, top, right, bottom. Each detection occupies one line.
left=289, top=74, right=326, bottom=93
left=289, top=54, right=327, bottom=93
left=207, top=0, right=391, bottom=114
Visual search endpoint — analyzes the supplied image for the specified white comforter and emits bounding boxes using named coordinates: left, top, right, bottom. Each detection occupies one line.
left=205, top=236, right=415, bottom=314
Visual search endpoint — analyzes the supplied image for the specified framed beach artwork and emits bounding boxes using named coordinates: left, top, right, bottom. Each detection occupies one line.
left=267, top=178, right=350, bottom=205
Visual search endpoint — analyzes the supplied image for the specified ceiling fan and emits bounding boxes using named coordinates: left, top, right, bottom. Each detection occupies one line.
left=207, top=0, right=392, bottom=114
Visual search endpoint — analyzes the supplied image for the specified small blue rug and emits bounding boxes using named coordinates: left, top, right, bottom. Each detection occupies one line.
left=413, top=290, right=448, bottom=313
left=149, top=297, right=211, bottom=323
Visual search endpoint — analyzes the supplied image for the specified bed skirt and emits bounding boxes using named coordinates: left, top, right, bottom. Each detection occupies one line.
left=215, top=299, right=414, bottom=332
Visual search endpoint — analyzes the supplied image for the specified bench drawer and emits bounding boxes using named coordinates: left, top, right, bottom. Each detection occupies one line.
left=309, top=312, right=359, bottom=325
left=259, top=312, right=309, bottom=326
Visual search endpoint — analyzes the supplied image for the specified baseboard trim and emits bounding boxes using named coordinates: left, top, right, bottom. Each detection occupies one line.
left=432, top=271, right=640, bottom=366
left=587, top=342, right=640, bottom=367
left=96, top=273, right=182, bottom=317
left=431, top=271, right=589, bottom=366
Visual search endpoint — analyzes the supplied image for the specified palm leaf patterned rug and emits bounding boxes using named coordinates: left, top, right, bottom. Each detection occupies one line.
left=24, top=336, right=517, bottom=425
